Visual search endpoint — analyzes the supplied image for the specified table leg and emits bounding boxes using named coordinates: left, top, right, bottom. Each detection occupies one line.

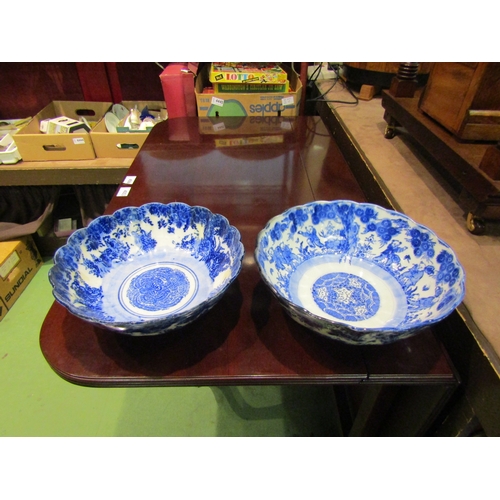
left=338, top=384, right=457, bottom=436
left=347, top=385, right=399, bottom=436
left=210, top=387, right=285, bottom=420
left=383, top=111, right=399, bottom=139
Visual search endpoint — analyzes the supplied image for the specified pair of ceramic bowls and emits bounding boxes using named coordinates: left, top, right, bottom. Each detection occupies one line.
left=49, top=201, right=466, bottom=345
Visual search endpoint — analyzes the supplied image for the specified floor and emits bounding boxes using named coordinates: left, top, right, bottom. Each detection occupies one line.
left=0, top=258, right=341, bottom=437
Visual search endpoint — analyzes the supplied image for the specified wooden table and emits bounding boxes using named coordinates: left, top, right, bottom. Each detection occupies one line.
left=0, top=157, right=132, bottom=186
left=39, top=116, right=458, bottom=436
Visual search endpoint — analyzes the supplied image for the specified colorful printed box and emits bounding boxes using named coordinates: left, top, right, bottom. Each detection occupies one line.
left=209, top=63, right=289, bottom=85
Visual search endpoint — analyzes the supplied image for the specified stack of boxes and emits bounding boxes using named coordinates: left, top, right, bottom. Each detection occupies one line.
left=195, top=63, right=302, bottom=117
left=11, top=100, right=168, bottom=162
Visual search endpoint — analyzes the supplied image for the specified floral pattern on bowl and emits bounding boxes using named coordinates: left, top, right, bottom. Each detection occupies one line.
left=49, top=202, right=244, bottom=336
left=254, top=200, right=466, bottom=345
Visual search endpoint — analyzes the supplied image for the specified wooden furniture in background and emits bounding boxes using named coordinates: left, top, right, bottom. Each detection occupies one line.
left=479, top=142, right=500, bottom=180
left=381, top=89, right=500, bottom=234
left=419, top=62, right=500, bottom=142
left=342, top=63, right=431, bottom=102
left=344, top=62, right=432, bottom=75
left=343, top=62, right=431, bottom=89
left=388, top=63, right=420, bottom=98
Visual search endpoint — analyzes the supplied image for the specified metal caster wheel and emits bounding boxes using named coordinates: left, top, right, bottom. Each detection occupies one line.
left=466, top=212, right=486, bottom=235
left=384, top=126, right=396, bottom=139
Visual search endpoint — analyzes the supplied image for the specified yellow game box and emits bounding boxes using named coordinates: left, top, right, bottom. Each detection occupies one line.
left=209, top=63, right=288, bottom=85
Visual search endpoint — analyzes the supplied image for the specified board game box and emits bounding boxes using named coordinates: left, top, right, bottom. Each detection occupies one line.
left=209, top=63, right=289, bottom=85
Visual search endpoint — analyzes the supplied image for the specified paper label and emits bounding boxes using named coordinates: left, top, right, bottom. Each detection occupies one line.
left=123, top=175, right=137, bottom=185
left=57, top=218, right=73, bottom=232
left=212, top=122, right=226, bottom=132
left=117, top=187, right=131, bottom=197
left=211, top=97, right=224, bottom=107
left=72, top=137, right=85, bottom=145
left=282, top=96, right=294, bottom=107
left=0, top=251, right=20, bottom=280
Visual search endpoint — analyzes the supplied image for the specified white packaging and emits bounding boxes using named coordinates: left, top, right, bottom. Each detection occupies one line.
left=0, top=133, right=22, bottom=164
left=41, top=116, right=90, bottom=134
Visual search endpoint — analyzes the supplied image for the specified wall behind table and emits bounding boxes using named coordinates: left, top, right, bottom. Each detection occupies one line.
left=0, top=63, right=85, bottom=119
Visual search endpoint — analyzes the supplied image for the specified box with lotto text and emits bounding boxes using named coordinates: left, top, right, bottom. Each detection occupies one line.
left=209, top=63, right=288, bottom=85
left=196, top=65, right=302, bottom=118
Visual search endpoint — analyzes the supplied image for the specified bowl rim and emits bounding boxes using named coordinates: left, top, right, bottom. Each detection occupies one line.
left=254, top=199, right=466, bottom=335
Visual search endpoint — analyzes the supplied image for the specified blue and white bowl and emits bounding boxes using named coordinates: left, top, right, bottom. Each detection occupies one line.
left=49, top=202, right=244, bottom=336
left=255, top=200, right=465, bottom=345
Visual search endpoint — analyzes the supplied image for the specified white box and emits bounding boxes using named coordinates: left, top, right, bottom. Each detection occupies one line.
left=41, top=116, right=90, bottom=134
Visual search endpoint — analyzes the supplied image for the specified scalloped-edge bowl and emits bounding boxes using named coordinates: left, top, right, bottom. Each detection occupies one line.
left=255, top=200, right=466, bottom=345
left=49, top=202, right=244, bottom=336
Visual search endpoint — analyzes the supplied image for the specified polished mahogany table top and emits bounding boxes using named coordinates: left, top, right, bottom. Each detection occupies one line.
left=40, top=116, right=456, bottom=387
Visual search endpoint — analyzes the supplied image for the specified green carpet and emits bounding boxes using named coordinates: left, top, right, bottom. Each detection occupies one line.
left=0, top=259, right=339, bottom=436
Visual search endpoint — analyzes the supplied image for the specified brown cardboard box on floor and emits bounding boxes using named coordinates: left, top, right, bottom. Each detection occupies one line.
left=0, top=236, right=43, bottom=322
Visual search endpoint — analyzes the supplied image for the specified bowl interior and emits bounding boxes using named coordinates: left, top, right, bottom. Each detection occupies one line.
left=255, top=201, right=465, bottom=334
left=49, top=202, right=244, bottom=327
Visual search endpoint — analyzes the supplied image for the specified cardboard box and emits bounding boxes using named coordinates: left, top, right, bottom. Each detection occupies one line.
left=91, top=101, right=167, bottom=159
left=209, top=63, right=288, bottom=84
left=196, top=65, right=302, bottom=118
left=0, top=117, right=31, bottom=139
left=0, top=118, right=30, bottom=164
left=0, top=236, right=43, bottom=322
left=13, top=101, right=112, bottom=161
